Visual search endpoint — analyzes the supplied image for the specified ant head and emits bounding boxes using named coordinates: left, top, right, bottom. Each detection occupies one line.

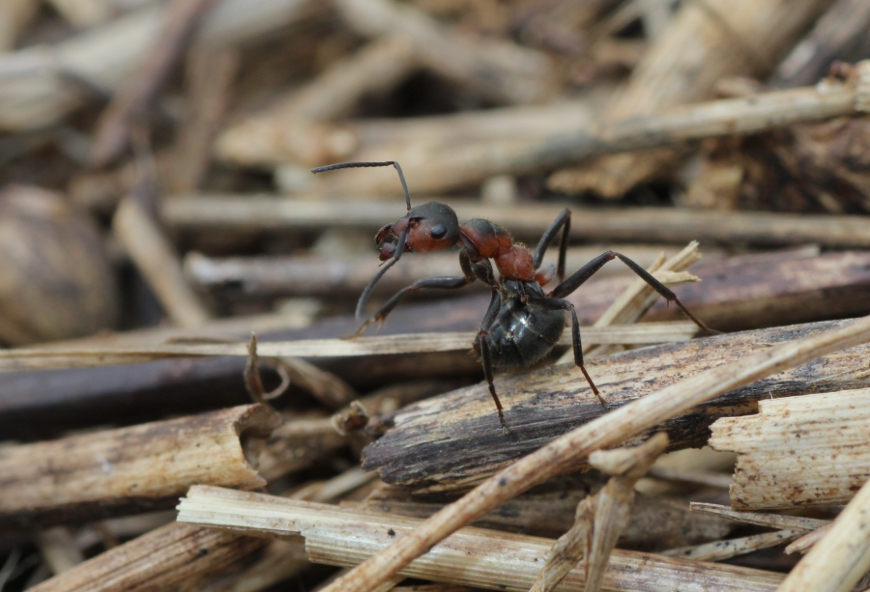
left=376, top=202, right=460, bottom=260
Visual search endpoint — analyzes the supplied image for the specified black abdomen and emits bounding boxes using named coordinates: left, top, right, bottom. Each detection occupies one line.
left=483, top=297, right=565, bottom=369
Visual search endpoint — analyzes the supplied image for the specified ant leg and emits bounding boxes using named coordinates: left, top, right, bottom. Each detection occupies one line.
left=353, top=275, right=471, bottom=337
left=533, top=208, right=570, bottom=283
left=355, top=224, right=411, bottom=319
left=526, top=295, right=608, bottom=411
left=549, top=250, right=716, bottom=335
left=477, top=290, right=509, bottom=433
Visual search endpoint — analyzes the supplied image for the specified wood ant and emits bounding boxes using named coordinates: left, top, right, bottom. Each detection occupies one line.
left=312, top=161, right=714, bottom=432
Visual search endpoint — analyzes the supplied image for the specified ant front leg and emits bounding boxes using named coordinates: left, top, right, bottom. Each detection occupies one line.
left=533, top=208, right=570, bottom=283
left=477, top=289, right=509, bottom=433
left=549, top=250, right=716, bottom=335
left=353, top=275, right=472, bottom=337
left=525, top=295, right=609, bottom=411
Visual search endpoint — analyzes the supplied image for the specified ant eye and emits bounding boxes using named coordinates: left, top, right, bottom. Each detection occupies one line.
left=430, top=224, right=448, bottom=239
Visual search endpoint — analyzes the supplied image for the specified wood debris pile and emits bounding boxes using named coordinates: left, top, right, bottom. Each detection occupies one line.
left=1, top=1, right=870, bottom=591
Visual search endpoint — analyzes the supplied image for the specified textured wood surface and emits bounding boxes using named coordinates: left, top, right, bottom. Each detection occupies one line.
left=362, top=319, right=870, bottom=491
left=710, top=388, right=870, bottom=510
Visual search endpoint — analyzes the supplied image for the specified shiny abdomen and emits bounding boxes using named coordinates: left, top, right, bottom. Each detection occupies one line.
left=482, top=297, right=565, bottom=369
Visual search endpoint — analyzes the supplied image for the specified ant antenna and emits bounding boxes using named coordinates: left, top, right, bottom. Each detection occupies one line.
left=311, top=161, right=411, bottom=211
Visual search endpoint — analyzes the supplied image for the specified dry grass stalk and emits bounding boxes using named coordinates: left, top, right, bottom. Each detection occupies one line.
left=0, top=404, right=280, bottom=529
left=363, top=320, right=870, bottom=491
left=0, top=0, right=313, bottom=131
left=662, top=529, right=806, bottom=562
left=169, top=44, right=238, bottom=193
left=90, top=0, right=218, bottom=167
left=709, top=387, right=870, bottom=510
left=304, top=65, right=870, bottom=196
left=559, top=241, right=699, bottom=363
left=785, top=524, right=833, bottom=555
left=314, top=312, right=870, bottom=592
left=359, top=487, right=733, bottom=552
left=215, top=36, right=418, bottom=167
left=646, top=467, right=733, bottom=489
left=334, top=0, right=552, bottom=105
left=184, top=245, right=696, bottom=297
left=771, top=0, right=870, bottom=87
left=113, top=196, right=212, bottom=327
left=548, top=0, right=835, bottom=197
left=775, top=475, right=870, bottom=592
left=219, top=99, right=599, bottom=169
left=689, top=503, right=831, bottom=532
left=177, top=485, right=785, bottom=591
left=531, top=433, right=669, bottom=592
left=0, top=322, right=699, bottom=372
left=161, top=196, right=870, bottom=249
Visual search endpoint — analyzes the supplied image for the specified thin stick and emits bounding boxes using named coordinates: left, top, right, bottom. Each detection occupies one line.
left=113, top=196, right=212, bottom=327
left=161, top=196, right=870, bottom=249
left=662, top=530, right=806, bottom=562
left=775, top=475, right=870, bottom=592
left=689, top=503, right=830, bottom=532
left=0, top=322, right=698, bottom=372
left=312, top=313, right=870, bottom=592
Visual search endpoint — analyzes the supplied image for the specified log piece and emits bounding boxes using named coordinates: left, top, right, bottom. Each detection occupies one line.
left=0, top=404, right=281, bottom=529
left=177, top=485, right=786, bottom=592
left=709, top=388, right=870, bottom=510
left=361, top=319, right=870, bottom=491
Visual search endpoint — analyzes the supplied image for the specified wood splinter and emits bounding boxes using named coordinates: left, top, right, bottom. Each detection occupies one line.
left=530, top=432, right=669, bottom=592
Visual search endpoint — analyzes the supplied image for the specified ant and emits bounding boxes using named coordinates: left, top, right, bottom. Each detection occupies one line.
left=312, top=161, right=714, bottom=432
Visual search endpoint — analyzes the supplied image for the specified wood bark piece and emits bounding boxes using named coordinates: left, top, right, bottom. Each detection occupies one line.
left=548, top=0, right=835, bottom=197
left=362, top=319, right=870, bottom=491
left=162, top=193, right=870, bottom=248
left=177, top=485, right=786, bottom=592
left=709, top=387, right=870, bottom=510
left=774, top=475, right=870, bottom=592
left=314, top=312, right=870, bottom=592
left=0, top=0, right=313, bottom=131
left=0, top=404, right=281, bottom=529
left=771, top=0, right=870, bottom=88
left=113, top=196, right=212, bottom=327
left=335, top=0, right=552, bottom=105
left=303, top=66, right=870, bottom=196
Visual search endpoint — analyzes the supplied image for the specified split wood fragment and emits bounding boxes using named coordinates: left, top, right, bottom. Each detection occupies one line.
left=362, top=320, right=870, bottom=491
left=317, top=312, right=870, bottom=592
left=662, top=529, right=806, bottom=563
left=530, top=433, right=669, bottom=592
left=0, top=404, right=280, bottom=529
left=710, top=388, right=870, bottom=510
left=177, top=485, right=785, bottom=592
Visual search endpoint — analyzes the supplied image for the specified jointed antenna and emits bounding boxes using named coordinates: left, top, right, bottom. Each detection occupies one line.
left=311, top=161, right=412, bottom=211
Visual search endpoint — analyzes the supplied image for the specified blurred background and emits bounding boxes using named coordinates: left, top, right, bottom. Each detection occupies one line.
left=2, top=0, right=870, bottom=588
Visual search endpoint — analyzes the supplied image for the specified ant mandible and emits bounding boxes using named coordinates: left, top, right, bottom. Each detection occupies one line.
left=312, top=161, right=714, bottom=433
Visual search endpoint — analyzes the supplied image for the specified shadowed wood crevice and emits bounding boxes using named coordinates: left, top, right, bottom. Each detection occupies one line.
left=362, top=319, right=870, bottom=491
